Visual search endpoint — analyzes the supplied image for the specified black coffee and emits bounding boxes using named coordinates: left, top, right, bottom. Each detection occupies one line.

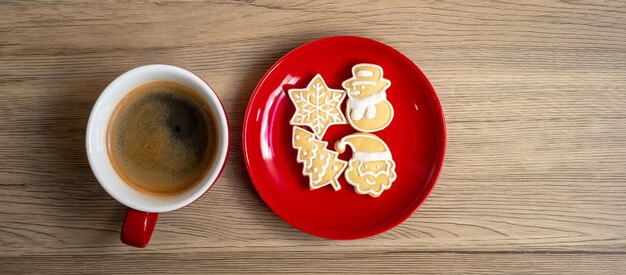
left=107, top=80, right=216, bottom=196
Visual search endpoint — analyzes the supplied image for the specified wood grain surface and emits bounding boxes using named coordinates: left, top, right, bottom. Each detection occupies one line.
left=1, top=0, right=625, bottom=273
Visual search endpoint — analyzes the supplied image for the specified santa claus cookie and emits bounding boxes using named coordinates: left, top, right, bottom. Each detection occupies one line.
left=335, top=133, right=397, bottom=197
left=293, top=126, right=348, bottom=191
left=288, top=74, right=347, bottom=139
left=342, top=64, right=394, bottom=132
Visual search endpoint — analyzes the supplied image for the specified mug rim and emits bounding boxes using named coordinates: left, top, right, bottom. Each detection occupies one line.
left=86, top=64, right=229, bottom=213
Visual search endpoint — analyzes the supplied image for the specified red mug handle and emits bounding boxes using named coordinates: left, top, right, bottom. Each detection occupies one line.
left=121, top=208, right=158, bottom=248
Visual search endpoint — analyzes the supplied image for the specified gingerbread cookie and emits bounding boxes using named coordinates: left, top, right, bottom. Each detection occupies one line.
left=335, top=133, right=397, bottom=197
left=342, top=64, right=394, bottom=132
left=293, top=126, right=347, bottom=191
left=288, top=74, right=347, bottom=139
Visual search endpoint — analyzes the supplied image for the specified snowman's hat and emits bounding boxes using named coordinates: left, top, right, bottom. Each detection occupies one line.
left=335, top=133, right=392, bottom=162
left=342, top=64, right=391, bottom=92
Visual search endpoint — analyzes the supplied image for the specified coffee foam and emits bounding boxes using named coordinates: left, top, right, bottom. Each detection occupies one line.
left=108, top=81, right=216, bottom=196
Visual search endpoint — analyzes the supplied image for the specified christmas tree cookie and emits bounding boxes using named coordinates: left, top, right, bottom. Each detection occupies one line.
left=292, top=126, right=347, bottom=191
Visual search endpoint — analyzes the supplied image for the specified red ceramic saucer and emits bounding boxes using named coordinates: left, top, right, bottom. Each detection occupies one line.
left=243, top=36, right=445, bottom=239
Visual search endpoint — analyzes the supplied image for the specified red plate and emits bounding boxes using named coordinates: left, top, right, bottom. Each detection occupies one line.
left=243, top=36, right=445, bottom=239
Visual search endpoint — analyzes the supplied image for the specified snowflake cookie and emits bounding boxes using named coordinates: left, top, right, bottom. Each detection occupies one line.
left=293, top=126, right=347, bottom=191
left=335, top=132, right=397, bottom=198
left=288, top=74, right=347, bottom=139
left=342, top=64, right=394, bottom=132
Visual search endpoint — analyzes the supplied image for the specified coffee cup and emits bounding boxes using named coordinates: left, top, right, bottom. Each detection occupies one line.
left=86, top=64, right=229, bottom=247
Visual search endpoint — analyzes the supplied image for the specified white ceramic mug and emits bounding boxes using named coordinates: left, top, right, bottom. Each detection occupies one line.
left=86, top=64, right=229, bottom=247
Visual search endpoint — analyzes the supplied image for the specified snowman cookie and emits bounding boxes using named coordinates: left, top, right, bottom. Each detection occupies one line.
left=342, top=64, right=394, bottom=132
left=335, top=133, right=397, bottom=197
left=288, top=74, right=347, bottom=139
left=293, top=126, right=348, bottom=191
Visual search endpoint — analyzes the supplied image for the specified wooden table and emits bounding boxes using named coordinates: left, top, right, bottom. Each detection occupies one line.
left=1, top=1, right=625, bottom=273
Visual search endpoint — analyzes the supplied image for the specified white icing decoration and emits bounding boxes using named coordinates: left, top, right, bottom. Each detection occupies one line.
left=303, top=151, right=307, bottom=156
left=335, top=141, right=346, bottom=152
left=347, top=91, right=386, bottom=121
left=365, top=105, right=376, bottom=119
left=354, top=151, right=392, bottom=162
left=350, top=80, right=377, bottom=86
left=333, top=165, right=338, bottom=172
left=357, top=70, right=374, bottom=77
